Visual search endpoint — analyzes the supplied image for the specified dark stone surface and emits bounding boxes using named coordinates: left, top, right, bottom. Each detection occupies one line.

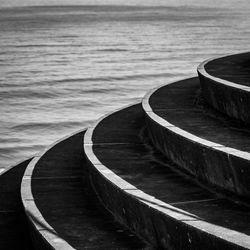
left=93, top=104, right=144, bottom=144
left=205, top=52, right=250, bottom=87
left=199, top=52, right=250, bottom=123
left=0, top=159, right=33, bottom=250
left=148, top=77, right=250, bottom=198
left=89, top=104, right=250, bottom=249
left=94, top=143, right=214, bottom=203
left=31, top=131, right=147, bottom=249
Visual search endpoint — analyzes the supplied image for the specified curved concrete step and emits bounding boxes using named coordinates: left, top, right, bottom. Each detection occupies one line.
left=143, top=77, right=250, bottom=200
left=198, top=52, right=250, bottom=123
left=0, top=158, right=33, bottom=250
left=84, top=103, right=250, bottom=250
left=21, top=130, right=146, bottom=249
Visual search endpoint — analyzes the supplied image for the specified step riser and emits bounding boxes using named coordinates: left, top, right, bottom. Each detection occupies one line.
left=144, top=102, right=250, bottom=199
left=86, top=152, right=249, bottom=250
left=198, top=60, right=250, bottom=124
left=21, top=132, right=84, bottom=250
left=0, top=159, right=33, bottom=250
left=26, top=220, right=53, bottom=250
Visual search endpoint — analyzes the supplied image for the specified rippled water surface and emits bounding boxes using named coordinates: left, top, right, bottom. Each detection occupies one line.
left=1, top=4, right=250, bottom=169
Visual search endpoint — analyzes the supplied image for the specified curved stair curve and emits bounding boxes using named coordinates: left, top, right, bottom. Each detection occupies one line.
left=84, top=102, right=250, bottom=250
left=197, top=52, right=250, bottom=124
left=143, top=77, right=250, bottom=199
left=21, top=129, right=146, bottom=250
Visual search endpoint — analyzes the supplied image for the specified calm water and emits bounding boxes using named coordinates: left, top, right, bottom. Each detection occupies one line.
left=1, top=4, right=250, bottom=169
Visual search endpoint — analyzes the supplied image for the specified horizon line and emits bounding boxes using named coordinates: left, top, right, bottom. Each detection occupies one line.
left=0, top=3, right=225, bottom=11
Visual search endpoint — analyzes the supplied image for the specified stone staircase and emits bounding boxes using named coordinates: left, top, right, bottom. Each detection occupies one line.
left=1, top=52, right=250, bottom=249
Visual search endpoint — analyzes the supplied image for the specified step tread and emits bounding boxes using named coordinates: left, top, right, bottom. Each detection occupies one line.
left=27, top=131, right=146, bottom=249
left=149, top=78, right=250, bottom=153
left=205, top=52, right=250, bottom=87
left=91, top=104, right=250, bottom=237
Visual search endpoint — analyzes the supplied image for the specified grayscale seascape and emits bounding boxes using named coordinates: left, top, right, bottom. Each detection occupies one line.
left=1, top=1, right=250, bottom=169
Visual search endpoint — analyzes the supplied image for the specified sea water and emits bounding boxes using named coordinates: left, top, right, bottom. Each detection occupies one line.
left=1, top=3, right=250, bottom=169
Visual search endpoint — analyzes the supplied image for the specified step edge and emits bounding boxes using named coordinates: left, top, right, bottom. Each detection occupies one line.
left=84, top=102, right=250, bottom=249
left=0, top=156, right=35, bottom=177
left=142, top=78, right=250, bottom=161
left=197, top=51, right=250, bottom=92
left=21, top=128, right=87, bottom=250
